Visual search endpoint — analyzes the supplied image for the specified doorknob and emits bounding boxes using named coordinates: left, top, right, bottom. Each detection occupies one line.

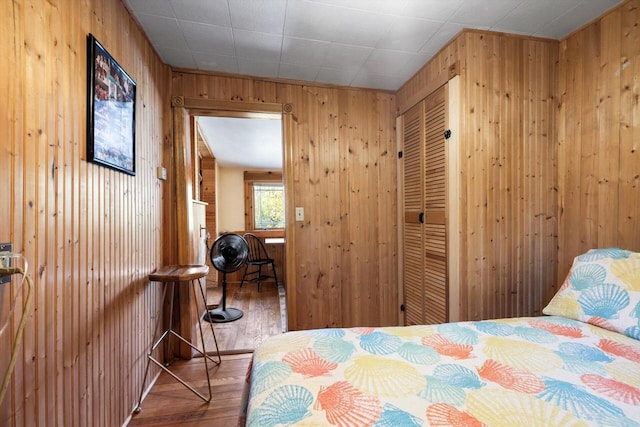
left=419, top=212, right=424, bottom=223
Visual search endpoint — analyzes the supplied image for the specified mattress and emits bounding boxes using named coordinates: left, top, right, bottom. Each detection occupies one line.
left=246, top=316, right=640, bottom=426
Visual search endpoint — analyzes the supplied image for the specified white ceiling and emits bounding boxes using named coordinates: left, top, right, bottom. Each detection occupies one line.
left=198, top=116, right=283, bottom=169
left=124, top=0, right=622, bottom=168
left=124, top=0, right=621, bottom=91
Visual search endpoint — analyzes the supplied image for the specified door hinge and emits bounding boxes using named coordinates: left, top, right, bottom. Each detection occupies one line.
left=444, top=129, right=452, bottom=139
left=398, top=151, right=403, bottom=158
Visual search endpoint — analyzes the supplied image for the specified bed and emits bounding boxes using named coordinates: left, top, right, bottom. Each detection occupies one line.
left=245, top=248, right=640, bottom=426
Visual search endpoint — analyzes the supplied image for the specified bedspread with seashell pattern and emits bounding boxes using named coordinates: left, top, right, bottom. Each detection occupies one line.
left=246, top=316, right=640, bottom=426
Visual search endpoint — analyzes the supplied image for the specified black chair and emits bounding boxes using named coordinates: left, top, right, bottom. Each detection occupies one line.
left=240, top=233, right=279, bottom=291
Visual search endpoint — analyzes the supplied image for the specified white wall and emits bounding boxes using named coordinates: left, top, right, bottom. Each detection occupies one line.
left=217, top=167, right=245, bottom=232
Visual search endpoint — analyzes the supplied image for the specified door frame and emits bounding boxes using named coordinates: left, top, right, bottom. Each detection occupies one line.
left=168, top=96, right=295, bottom=341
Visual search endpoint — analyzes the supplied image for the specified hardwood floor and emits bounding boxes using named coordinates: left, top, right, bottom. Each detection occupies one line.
left=127, top=281, right=284, bottom=426
left=201, top=280, right=286, bottom=353
left=127, top=353, right=252, bottom=426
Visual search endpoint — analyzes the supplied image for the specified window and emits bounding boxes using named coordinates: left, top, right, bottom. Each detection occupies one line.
left=244, top=171, right=284, bottom=231
left=253, top=183, right=284, bottom=229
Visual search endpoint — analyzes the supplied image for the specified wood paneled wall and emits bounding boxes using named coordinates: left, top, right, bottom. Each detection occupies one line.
left=2, top=0, right=633, bottom=424
left=459, top=31, right=559, bottom=320
left=557, top=0, right=640, bottom=277
left=0, top=0, right=171, bottom=426
left=398, top=30, right=559, bottom=321
left=172, top=73, right=398, bottom=330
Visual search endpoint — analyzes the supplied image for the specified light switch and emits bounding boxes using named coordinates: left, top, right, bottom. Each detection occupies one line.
left=295, top=207, right=304, bottom=221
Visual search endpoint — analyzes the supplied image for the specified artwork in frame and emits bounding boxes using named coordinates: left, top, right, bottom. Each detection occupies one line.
left=86, top=33, right=136, bottom=175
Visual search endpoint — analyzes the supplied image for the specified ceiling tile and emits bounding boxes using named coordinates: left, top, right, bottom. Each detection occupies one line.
left=315, top=67, right=359, bottom=86
left=418, top=22, right=464, bottom=55
left=376, top=16, right=442, bottom=53
left=237, top=57, right=280, bottom=78
left=399, top=0, right=465, bottom=20
left=179, top=20, right=235, bottom=55
left=229, top=0, right=287, bottom=34
left=307, top=0, right=408, bottom=15
left=192, top=51, right=238, bottom=73
left=155, top=46, right=197, bottom=69
left=534, top=0, right=620, bottom=38
left=285, top=0, right=396, bottom=48
left=281, top=37, right=331, bottom=67
left=585, top=0, right=622, bottom=24
left=363, top=49, right=430, bottom=77
left=278, top=63, right=320, bottom=82
left=169, top=0, right=230, bottom=26
left=284, top=0, right=342, bottom=41
left=448, top=0, right=522, bottom=26
left=233, top=29, right=283, bottom=62
left=351, top=71, right=406, bottom=91
left=492, top=0, right=582, bottom=34
left=135, top=13, right=189, bottom=50
left=331, top=8, right=397, bottom=47
left=322, top=43, right=373, bottom=69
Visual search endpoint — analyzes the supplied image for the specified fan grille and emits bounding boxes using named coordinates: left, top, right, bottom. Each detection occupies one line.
left=210, top=233, right=248, bottom=273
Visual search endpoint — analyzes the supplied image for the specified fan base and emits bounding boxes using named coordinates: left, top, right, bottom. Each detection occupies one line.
left=205, top=308, right=243, bottom=323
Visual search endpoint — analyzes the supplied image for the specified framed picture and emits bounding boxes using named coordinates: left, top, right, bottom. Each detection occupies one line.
left=87, top=33, right=136, bottom=175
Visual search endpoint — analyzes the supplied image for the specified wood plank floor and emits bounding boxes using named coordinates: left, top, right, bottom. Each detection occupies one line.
left=127, top=353, right=252, bottom=426
left=202, top=281, right=286, bottom=353
left=127, top=281, right=284, bottom=426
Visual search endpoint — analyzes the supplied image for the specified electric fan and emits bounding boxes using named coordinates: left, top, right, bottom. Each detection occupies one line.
left=206, top=233, right=248, bottom=323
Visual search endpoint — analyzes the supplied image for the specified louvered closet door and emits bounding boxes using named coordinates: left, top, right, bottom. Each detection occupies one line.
left=423, top=86, right=448, bottom=325
left=402, top=85, right=448, bottom=326
left=402, top=102, right=425, bottom=325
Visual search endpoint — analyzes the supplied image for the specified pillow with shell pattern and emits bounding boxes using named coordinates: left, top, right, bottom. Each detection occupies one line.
left=543, top=248, right=640, bottom=340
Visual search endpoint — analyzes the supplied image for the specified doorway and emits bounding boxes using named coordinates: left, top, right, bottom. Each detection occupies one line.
left=169, top=96, right=295, bottom=356
left=196, top=114, right=287, bottom=353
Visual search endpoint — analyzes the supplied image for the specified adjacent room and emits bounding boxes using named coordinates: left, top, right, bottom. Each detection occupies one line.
left=1, top=0, right=639, bottom=426
left=196, top=114, right=287, bottom=352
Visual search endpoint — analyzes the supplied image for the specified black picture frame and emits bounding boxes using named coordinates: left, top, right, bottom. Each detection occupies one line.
left=87, top=33, right=136, bottom=175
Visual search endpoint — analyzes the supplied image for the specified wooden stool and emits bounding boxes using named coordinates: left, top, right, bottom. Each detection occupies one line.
left=134, top=265, right=220, bottom=412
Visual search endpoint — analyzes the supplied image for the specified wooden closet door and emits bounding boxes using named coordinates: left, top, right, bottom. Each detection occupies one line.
left=402, top=86, right=448, bottom=325
left=402, top=102, right=425, bottom=325
left=423, top=86, right=447, bottom=325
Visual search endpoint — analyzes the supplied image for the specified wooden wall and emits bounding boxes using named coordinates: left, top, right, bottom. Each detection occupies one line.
left=398, top=30, right=559, bottom=321
left=557, top=0, right=640, bottom=276
left=172, top=73, right=398, bottom=330
left=0, top=0, right=171, bottom=426
left=2, top=0, right=634, bottom=424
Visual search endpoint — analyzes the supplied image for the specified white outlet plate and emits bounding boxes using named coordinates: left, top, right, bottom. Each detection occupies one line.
left=157, top=166, right=167, bottom=181
left=0, top=242, right=13, bottom=285
left=295, top=207, right=304, bottom=221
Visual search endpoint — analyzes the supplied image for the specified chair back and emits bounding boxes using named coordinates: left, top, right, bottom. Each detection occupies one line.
left=243, top=233, right=269, bottom=262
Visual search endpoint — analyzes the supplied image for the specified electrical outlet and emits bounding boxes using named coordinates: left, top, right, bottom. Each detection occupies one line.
left=295, top=207, right=304, bottom=221
left=0, top=242, right=13, bottom=285
left=157, top=166, right=167, bottom=181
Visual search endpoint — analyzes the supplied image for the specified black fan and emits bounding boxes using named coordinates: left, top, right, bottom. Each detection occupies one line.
left=206, top=233, right=248, bottom=323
